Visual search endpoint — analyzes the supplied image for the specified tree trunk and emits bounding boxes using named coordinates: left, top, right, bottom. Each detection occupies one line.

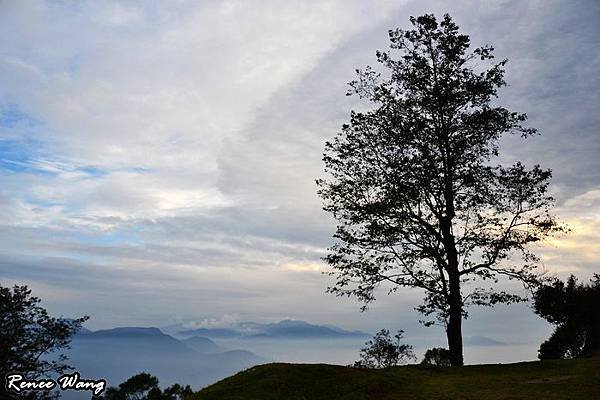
left=446, top=271, right=464, bottom=366
left=441, top=156, right=463, bottom=366
left=441, top=218, right=464, bottom=366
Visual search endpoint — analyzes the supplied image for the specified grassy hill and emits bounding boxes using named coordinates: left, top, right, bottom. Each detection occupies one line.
left=193, top=357, right=600, bottom=400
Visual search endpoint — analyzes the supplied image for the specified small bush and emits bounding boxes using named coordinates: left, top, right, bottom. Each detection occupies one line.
left=353, top=329, right=415, bottom=369
left=421, top=347, right=451, bottom=366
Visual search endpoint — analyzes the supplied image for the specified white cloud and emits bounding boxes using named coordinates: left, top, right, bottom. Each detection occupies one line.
left=538, top=189, right=600, bottom=276
left=0, top=0, right=403, bottom=225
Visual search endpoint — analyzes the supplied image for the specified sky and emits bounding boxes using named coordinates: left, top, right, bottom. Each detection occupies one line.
left=1, top=0, right=599, bottom=361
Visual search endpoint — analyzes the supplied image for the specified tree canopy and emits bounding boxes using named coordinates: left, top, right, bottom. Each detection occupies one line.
left=0, top=284, right=88, bottom=400
left=534, top=274, right=600, bottom=359
left=421, top=347, right=451, bottom=366
left=317, top=13, right=563, bottom=366
left=96, top=372, right=193, bottom=400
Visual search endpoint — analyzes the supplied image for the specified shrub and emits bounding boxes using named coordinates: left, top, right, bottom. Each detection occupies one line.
left=421, top=347, right=451, bottom=366
left=353, top=329, right=415, bottom=369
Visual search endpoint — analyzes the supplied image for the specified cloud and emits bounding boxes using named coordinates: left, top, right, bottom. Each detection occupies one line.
left=538, top=189, right=600, bottom=276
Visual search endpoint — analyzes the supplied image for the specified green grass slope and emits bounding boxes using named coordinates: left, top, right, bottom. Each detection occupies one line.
left=193, top=357, right=600, bottom=400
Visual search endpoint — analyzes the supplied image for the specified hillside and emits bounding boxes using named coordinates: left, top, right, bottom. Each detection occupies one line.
left=193, top=357, right=600, bottom=400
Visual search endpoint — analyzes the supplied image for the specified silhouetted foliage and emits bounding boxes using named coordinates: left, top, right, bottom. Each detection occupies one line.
left=421, top=347, right=451, bottom=366
left=96, top=373, right=193, bottom=400
left=317, top=13, right=564, bottom=366
left=353, top=329, right=415, bottom=369
left=0, top=284, right=88, bottom=400
left=533, top=274, right=600, bottom=359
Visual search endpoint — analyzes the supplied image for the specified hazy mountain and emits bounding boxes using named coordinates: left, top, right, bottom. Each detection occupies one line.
left=77, top=326, right=93, bottom=335
left=176, top=327, right=242, bottom=338
left=176, top=319, right=369, bottom=339
left=464, top=336, right=508, bottom=346
left=182, top=336, right=224, bottom=353
left=253, top=320, right=369, bottom=339
left=62, top=327, right=267, bottom=399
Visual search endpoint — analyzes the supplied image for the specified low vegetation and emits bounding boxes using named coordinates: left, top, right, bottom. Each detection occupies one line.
left=193, top=357, right=600, bottom=400
left=353, top=329, right=415, bottom=369
left=420, top=348, right=451, bottom=367
left=95, top=373, right=192, bottom=400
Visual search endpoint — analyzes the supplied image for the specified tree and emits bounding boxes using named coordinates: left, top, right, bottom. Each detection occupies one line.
left=533, top=274, right=600, bottom=359
left=0, top=284, right=88, bottom=400
left=353, top=329, right=415, bottom=369
left=103, top=373, right=159, bottom=400
left=421, top=347, right=451, bottom=366
left=317, top=13, right=563, bottom=366
left=97, top=373, right=193, bottom=400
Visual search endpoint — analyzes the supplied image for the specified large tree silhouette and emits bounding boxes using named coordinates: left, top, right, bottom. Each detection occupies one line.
left=317, top=14, right=563, bottom=365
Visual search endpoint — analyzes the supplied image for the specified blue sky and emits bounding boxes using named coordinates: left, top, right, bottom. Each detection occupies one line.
left=1, top=0, right=599, bottom=363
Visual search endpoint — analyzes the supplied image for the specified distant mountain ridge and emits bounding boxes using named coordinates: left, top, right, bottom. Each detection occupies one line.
left=182, top=336, right=225, bottom=353
left=82, top=326, right=167, bottom=337
left=177, top=327, right=241, bottom=338
left=175, top=319, right=369, bottom=339
left=464, top=335, right=508, bottom=346
left=63, top=326, right=267, bottom=399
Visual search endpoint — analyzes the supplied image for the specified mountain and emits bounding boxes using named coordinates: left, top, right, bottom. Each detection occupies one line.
left=77, top=326, right=93, bottom=335
left=253, top=320, right=369, bottom=339
left=72, top=327, right=192, bottom=359
left=62, top=327, right=267, bottom=399
left=176, top=320, right=369, bottom=340
left=464, top=335, right=508, bottom=346
left=88, top=326, right=163, bottom=337
left=177, top=327, right=242, bottom=338
left=182, top=336, right=225, bottom=353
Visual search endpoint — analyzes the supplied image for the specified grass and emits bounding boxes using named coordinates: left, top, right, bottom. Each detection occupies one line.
left=193, top=356, right=600, bottom=400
